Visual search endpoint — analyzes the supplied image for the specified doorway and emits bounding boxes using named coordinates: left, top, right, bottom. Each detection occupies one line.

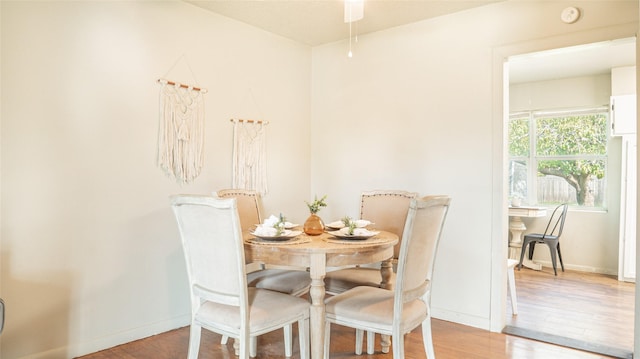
left=502, top=37, right=636, bottom=357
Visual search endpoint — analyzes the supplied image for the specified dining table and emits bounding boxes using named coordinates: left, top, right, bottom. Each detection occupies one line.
left=244, top=229, right=399, bottom=359
left=508, top=206, right=547, bottom=270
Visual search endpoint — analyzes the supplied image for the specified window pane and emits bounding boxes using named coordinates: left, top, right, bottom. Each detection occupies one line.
left=508, top=159, right=528, bottom=200
left=508, top=117, right=529, bottom=156
left=536, top=114, right=607, bottom=156
left=537, top=159, right=605, bottom=207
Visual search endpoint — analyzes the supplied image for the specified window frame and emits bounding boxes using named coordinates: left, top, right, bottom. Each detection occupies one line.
left=508, top=106, right=610, bottom=210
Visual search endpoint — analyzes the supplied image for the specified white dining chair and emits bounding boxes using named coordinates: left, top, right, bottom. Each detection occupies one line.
left=171, top=195, right=310, bottom=359
left=215, top=189, right=311, bottom=356
left=323, top=195, right=451, bottom=359
left=324, top=189, right=417, bottom=354
left=216, top=189, right=311, bottom=295
left=324, top=190, right=418, bottom=295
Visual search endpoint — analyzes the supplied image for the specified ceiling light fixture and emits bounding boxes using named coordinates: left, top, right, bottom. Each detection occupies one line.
left=344, top=0, right=364, bottom=58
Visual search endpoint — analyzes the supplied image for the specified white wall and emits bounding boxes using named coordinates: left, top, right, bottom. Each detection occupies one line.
left=311, top=1, right=638, bottom=330
left=1, top=2, right=311, bottom=358
left=1, top=1, right=638, bottom=358
left=511, top=74, right=623, bottom=274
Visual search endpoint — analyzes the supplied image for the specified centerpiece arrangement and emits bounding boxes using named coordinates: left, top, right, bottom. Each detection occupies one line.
left=303, top=195, right=327, bottom=235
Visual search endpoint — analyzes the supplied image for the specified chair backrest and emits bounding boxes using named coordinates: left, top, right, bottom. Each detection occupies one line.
left=360, top=190, right=418, bottom=259
left=216, top=189, right=264, bottom=232
left=543, top=203, right=568, bottom=239
left=394, top=196, right=451, bottom=317
left=171, top=195, right=247, bottom=308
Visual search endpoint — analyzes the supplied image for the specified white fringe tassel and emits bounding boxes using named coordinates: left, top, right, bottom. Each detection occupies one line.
left=157, top=82, right=205, bottom=184
left=232, top=121, right=268, bottom=195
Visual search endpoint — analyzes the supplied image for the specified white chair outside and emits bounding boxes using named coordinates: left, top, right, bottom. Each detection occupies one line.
left=507, top=258, right=518, bottom=315
left=324, top=195, right=451, bottom=359
left=171, top=195, right=310, bottom=359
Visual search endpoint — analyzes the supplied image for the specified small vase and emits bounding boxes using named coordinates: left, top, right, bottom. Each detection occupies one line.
left=303, top=213, right=325, bottom=236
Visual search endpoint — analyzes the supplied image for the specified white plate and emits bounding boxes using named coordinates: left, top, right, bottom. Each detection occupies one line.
left=328, top=229, right=379, bottom=240
left=327, top=219, right=371, bottom=229
left=250, top=230, right=302, bottom=241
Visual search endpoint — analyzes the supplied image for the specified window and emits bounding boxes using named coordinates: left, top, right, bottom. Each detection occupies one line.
left=508, top=107, right=609, bottom=208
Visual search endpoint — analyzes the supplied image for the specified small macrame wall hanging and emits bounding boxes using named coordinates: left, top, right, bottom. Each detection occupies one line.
left=231, top=119, right=269, bottom=195
left=156, top=78, right=207, bottom=184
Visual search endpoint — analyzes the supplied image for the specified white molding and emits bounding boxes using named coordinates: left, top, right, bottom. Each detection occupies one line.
left=432, top=308, right=491, bottom=331
left=23, top=315, right=191, bottom=359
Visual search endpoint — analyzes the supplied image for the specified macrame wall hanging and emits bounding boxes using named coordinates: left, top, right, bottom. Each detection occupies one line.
left=156, top=78, right=207, bottom=184
left=231, top=119, right=269, bottom=195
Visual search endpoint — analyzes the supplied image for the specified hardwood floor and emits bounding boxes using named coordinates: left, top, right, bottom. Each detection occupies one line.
left=76, top=319, right=621, bottom=359
left=76, top=269, right=634, bottom=359
left=505, top=267, right=635, bottom=357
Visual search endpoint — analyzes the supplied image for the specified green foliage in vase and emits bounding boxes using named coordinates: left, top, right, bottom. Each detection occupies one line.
left=305, top=195, right=327, bottom=214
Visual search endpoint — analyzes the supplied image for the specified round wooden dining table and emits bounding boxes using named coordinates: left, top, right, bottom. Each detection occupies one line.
left=244, top=230, right=399, bottom=359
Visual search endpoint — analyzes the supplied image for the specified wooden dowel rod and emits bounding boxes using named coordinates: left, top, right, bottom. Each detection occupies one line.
left=157, top=78, right=206, bottom=93
left=230, top=119, right=269, bottom=125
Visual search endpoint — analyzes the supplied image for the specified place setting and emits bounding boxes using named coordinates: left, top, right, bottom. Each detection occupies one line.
left=324, top=217, right=382, bottom=244
left=248, top=214, right=310, bottom=245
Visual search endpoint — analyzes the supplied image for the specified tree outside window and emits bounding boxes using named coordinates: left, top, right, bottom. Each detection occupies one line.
left=508, top=109, right=608, bottom=207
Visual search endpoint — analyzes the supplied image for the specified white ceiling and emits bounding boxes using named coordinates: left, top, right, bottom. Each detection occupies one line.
left=509, top=37, right=637, bottom=84
left=185, top=0, right=500, bottom=46
left=186, top=1, right=636, bottom=84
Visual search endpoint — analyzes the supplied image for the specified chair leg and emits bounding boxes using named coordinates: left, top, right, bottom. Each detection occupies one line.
left=422, top=314, right=436, bottom=359
left=355, top=329, right=364, bottom=355
left=557, top=242, right=565, bottom=272
left=284, top=324, right=292, bottom=357
left=381, top=334, right=391, bottom=354
left=250, top=336, right=257, bottom=357
left=518, top=240, right=529, bottom=271
left=507, top=262, right=518, bottom=315
left=366, top=331, right=375, bottom=354
left=299, top=318, right=310, bottom=359
left=528, top=242, right=536, bottom=260
left=240, top=335, right=251, bottom=359
left=323, top=322, right=331, bottom=359
left=392, top=331, right=405, bottom=359
left=187, top=324, right=202, bottom=359
left=545, top=241, right=558, bottom=275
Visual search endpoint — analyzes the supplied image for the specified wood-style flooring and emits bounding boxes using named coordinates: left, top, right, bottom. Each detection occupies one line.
left=77, top=269, right=635, bottom=359
left=505, top=266, right=635, bottom=357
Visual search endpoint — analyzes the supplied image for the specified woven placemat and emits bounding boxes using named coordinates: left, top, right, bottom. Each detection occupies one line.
left=323, top=236, right=389, bottom=245
left=246, top=236, right=311, bottom=246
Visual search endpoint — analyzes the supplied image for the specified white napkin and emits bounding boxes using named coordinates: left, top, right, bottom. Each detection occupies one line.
left=262, top=215, right=280, bottom=227
left=355, top=219, right=371, bottom=228
left=253, top=225, right=278, bottom=236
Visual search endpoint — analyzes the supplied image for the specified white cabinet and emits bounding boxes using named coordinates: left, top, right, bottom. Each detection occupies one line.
left=619, top=136, right=636, bottom=282
left=611, top=94, right=637, bottom=136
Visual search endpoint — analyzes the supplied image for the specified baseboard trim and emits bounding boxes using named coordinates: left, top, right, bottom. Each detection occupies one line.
left=502, top=325, right=633, bottom=359
left=431, top=308, right=490, bottom=331
left=48, top=315, right=191, bottom=359
left=530, top=260, right=618, bottom=276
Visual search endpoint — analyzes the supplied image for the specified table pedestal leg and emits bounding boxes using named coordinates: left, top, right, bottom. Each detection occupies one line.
left=309, top=253, right=326, bottom=359
left=509, top=216, right=542, bottom=270
left=380, top=259, right=394, bottom=290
